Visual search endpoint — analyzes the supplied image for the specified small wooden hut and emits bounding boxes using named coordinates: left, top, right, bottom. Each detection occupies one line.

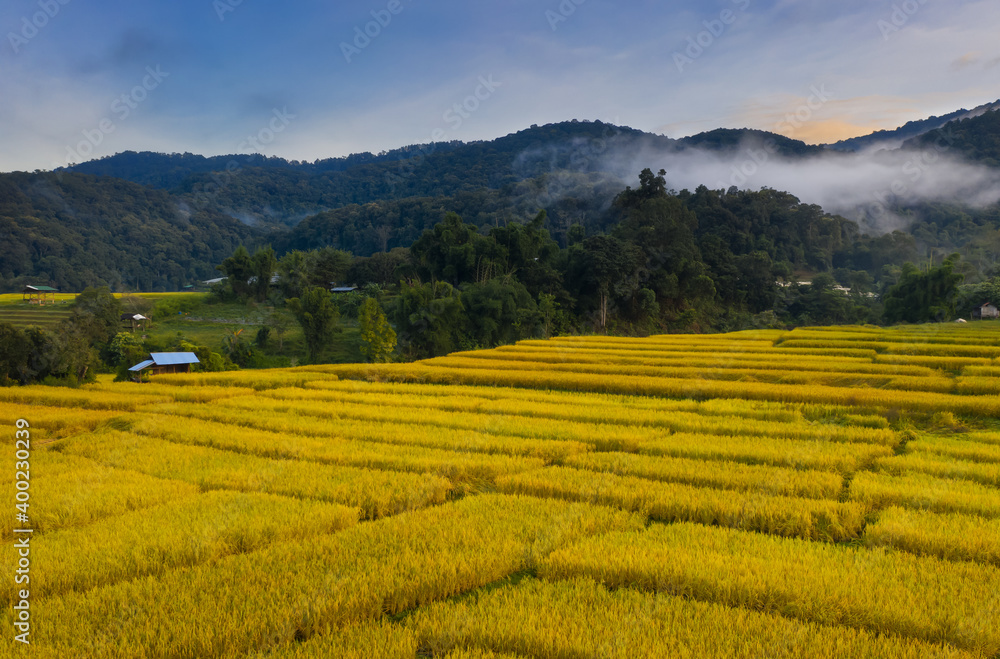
left=128, top=352, right=200, bottom=382
left=22, top=285, right=58, bottom=305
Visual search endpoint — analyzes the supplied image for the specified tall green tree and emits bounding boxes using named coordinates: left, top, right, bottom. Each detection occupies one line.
left=251, top=246, right=278, bottom=302
left=461, top=278, right=538, bottom=347
left=287, top=287, right=341, bottom=362
left=883, top=255, right=964, bottom=324
left=277, top=250, right=313, bottom=300
left=310, top=247, right=354, bottom=287
left=218, top=245, right=254, bottom=301
left=567, top=235, right=643, bottom=331
left=0, top=322, right=30, bottom=385
left=70, top=287, right=122, bottom=347
left=613, top=169, right=706, bottom=314
left=488, top=210, right=564, bottom=298
left=394, top=281, right=465, bottom=358
left=358, top=298, right=397, bottom=363
left=109, top=332, right=145, bottom=366
left=411, top=212, right=485, bottom=285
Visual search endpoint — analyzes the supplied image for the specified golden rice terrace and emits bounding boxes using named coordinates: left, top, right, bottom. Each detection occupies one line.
left=5, top=324, right=1000, bottom=658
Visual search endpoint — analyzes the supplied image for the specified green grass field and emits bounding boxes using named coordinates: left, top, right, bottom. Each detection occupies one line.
left=0, top=292, right=364, bottom=366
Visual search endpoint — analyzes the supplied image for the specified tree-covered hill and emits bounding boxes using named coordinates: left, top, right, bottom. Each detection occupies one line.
left=902, top=109, right=1000, bottom=167
left=678, top=129, right=826, bottom=157
left=77, top=121, right=827, bottom=229
left=6, top=110, right=1000, bottom=295
left=68, top=122, right=668, bottom=226
left=827, top=100, right=1000, bottom=153
left=0, top=172, right=256, bottom=292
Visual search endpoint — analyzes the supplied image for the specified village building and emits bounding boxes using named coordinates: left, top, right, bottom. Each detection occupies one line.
left=128, top=352, right=200, bottom=382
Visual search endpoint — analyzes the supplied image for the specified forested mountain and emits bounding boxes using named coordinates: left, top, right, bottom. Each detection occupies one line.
left=4, top=108, right=1000, bottom=294
left=0, top=172, right=253, bottom=292
left=828, top=99, right=1000, bottom=152
left=67, top=122, right=668, bottom=227
left=902, top=109, right=1000, bottom=167
left=679, top=129, right=826, bottom=157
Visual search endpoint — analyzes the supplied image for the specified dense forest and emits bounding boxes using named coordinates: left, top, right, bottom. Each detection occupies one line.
left=210, top=169, right=970, bottom=360
left=0, top=172, right=253, bottom=291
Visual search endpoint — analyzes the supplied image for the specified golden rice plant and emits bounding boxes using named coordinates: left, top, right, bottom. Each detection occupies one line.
left=153, top=368, right=334, bottom=390
left=960, top=365, right=1000, bottom=377
left=290, top=381, right=813, bottom=425
left=907, top=436, right=1000, bottom=464
left=0, top=490, right=358, bottom=602
left=407, top=577, right=973, bottom=659
left=0, top=386, right=169, bottom=410
left=330, top=362, right=1000, bottom=417
left=129, top=413, right=546, bottom=484
left=471, top=347, right=937, bottom=377
left=874, top=452, right=1000, bottom=489
left=0, top=407, right=119, bottom=443
left=252, top=622, right=521, bottom=659
left=851, top=470, right=1000, bottom=518
left=951, top=431, right=1000, bottom=446
left=564, top=451, right=843, bottom=500
left=955, top=376, right=1000, bottom=395
left=146, top=402, right=590, bottom=462
left=0, top=448, right=200, bottom=535
left=496, top=466, right=866, bottom=541
left=883, top=343, right=1000, bottom=358
left=539, top=522, right=1000, bottom=655
left=294, top=376, right=899, bottom=450
left=421, top=356, right=955, bottom=393
left=218, top=389, right=895, bottom=446
left=774, top=339, right=891, bottom=351
left=18, top=495, right=641, bottom=659
left=516, top=336, right=776, bottom=352
left=438, top=650, right=522, bottom=658
left=248, top=621, right=417, bottom=659
left=62, top=429, right=451, bottom=519
left=772, top=347, right=881, bottom=358
left=637, top=431, right=892, bottom=473
left=875, top=354, right=993, bottom=370
left=300, top=376, right=875, bottom=427
left=789, top=329, right=1000, bottom=346
left=213, top=394, right=673, bottom=449
left=865, top=506, right=1000, bottom=566
left=87, top=380, right=258, bottom=403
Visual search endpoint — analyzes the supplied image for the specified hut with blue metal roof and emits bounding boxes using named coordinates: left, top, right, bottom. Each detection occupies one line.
left=128, top=352, right=200, bottom=382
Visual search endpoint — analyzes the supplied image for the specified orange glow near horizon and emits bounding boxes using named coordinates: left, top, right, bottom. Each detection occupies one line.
left=774, top=119, right=889, bottom=145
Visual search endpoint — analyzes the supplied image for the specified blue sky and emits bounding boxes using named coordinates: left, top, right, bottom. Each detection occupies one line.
left=1, top=0, right=998, bottom=171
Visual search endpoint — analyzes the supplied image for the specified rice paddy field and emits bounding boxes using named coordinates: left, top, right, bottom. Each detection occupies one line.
left=5, top=322, right=1000, bottom=658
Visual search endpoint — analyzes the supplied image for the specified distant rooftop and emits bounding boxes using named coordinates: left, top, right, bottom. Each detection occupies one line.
left=150, top=352, right=200, bottom=366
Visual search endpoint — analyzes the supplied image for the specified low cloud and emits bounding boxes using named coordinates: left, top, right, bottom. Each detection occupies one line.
left=517, top=126, right=1000, bottom=236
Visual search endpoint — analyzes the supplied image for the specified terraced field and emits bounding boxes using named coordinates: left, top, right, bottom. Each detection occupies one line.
left=5, top=323, right=1000, bottom=657
left=0, top=298, right=74, bottom=330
